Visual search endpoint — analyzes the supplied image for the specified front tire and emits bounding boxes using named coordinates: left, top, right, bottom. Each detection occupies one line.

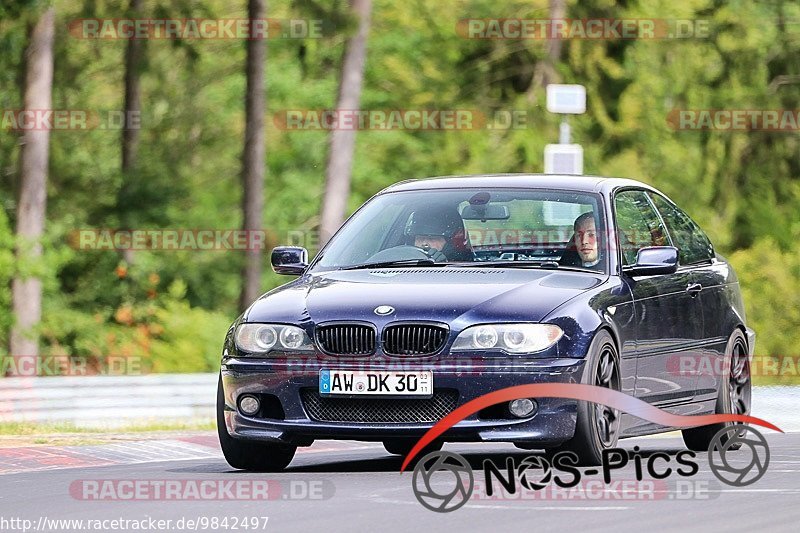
left=682, top=330, right=751, bottom=451
left=217, top=375, right=296, bottom=471
left=547, top=330, right=621, bottom=466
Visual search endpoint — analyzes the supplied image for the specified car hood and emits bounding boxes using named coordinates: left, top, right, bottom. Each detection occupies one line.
left=245, top=267, right=605, bottom=327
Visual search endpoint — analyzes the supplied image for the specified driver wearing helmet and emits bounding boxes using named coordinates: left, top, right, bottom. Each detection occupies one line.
left=408, top=208, right=472, bottom=262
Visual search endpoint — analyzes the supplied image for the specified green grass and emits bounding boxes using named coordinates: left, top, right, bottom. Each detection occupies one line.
left=751, top=354, right=800, bottom=386
left=753, top=376, right=800, bottom=386
left=0, top=419, right=216, bottom=436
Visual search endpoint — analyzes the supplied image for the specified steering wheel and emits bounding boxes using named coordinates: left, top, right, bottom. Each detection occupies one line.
left=365, top=245, right=442, bottom=263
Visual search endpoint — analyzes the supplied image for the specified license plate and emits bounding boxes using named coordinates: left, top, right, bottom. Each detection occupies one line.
left=319, top=370, right=433, bottom=397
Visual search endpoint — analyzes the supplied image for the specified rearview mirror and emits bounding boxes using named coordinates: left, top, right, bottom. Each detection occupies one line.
left=623, top=246, right=678, bottom=277
left=271, top=246, right=308, bottom=275
left=460, top=204, right=510, bottom=220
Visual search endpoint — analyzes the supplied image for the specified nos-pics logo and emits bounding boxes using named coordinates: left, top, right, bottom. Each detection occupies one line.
left=411, top=425, right=770, bottom=513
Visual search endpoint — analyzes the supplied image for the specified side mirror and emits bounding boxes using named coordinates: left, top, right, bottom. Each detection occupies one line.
left=623, top=246, right=678, bottom=277
left=271, top=246, right=308, bottom=275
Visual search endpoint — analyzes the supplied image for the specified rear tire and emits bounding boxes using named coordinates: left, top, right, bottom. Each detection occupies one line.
left=383, top=438, right=442, bottom=457
left=547, top=330, right=621, bottom=466
left=217, top=375, right=296, bottom=471
left=682, top=330, right=750, bottom=451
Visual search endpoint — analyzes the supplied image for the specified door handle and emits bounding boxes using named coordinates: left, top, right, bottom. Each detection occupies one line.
left=686, top=283, right=702, bottom=297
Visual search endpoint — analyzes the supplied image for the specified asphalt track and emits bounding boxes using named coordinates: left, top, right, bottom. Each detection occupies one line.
left=1, top=432, right=798, bottom=533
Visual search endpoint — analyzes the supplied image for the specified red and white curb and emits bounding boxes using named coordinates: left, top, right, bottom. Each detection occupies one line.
left=0, top=436, right=374, bottom=475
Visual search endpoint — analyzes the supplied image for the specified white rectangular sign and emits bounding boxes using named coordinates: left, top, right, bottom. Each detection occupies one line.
left=544, top=143, right=584, bottom=175
left=546, top=84, right=587, bottom=114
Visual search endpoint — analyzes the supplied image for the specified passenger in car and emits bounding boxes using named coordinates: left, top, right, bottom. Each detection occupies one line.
left=574, top=212, right=600, bottom=268
left=560, top=212, right=602, bottom=269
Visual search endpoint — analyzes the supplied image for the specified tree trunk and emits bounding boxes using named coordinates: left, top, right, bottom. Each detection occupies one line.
left=9, top=7, right=55, bottom=367
left=238, top=0, right=267, bottom=311
left=545, top=0, right=566, bottom=72
left=122, top=0, right=142, bottom=175
left=318, top=0, right=372, bottom=245
left=120, top=0, right=143, bottom=266
left=530, top=0, right=565, bottom=96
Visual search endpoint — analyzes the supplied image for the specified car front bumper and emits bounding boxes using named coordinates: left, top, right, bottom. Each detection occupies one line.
left=220, top=355, right=585, bottom=447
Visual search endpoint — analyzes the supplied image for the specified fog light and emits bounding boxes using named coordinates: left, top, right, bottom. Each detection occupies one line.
left=239, top=395, right=261, bottom=416
left=509, top=398, right=537, bottom=418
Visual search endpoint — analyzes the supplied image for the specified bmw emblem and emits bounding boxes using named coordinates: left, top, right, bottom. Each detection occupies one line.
left=374, top=305, right=395, bottom=316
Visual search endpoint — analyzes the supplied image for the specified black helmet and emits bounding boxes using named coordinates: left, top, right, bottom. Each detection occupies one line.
left=410, top=208, right=463, bottom=238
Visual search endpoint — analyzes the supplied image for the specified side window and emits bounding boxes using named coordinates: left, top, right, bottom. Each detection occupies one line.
left=613, top=190, right=669, bottom=265
left=649, top=193, right=714, bottom=265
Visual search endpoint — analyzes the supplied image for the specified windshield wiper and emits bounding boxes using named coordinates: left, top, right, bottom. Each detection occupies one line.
left=476, top=260, right=561, bottom=269
left=473, top=261, right=600, bottom=273
left=338, top=258, right=442, bottom=270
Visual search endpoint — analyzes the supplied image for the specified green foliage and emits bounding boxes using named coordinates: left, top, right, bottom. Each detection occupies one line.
left=0, top=209, right=14, bottom=354
left=148, top=280, right=230, bottom=373
left=729, top=240, right=800, bottom=360
left=40, top=275, right=229, bottom=374
left=1, top=0, right=799, bottom=372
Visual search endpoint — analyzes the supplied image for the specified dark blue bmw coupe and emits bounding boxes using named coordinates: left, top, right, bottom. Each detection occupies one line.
left=217, top=174, right=754, bottom=470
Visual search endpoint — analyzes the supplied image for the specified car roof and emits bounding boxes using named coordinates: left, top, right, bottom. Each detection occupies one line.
left=380, top=173, right=658, bottom=195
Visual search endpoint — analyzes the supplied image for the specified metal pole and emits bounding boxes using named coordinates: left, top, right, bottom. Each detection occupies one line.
left=559, top=118, right=570, bottom=144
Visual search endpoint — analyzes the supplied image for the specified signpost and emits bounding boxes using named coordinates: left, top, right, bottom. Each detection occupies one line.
left=544, top=84, right=585, bottom=175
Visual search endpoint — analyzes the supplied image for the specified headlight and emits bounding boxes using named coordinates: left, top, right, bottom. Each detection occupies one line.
left=451, top=324, right=563, bottom=354
left=235, top=323, right=314, bottom=354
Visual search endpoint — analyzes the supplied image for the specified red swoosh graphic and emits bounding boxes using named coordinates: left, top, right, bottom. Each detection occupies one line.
left=400, top=383, right=782, bottom=472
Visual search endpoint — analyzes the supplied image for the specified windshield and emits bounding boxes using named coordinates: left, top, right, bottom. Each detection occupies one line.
left=312, top=188, right=607, bottom=273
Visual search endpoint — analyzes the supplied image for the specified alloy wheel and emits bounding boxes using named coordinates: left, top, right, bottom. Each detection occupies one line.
left=729, top=337, right=752, bottom=417
left=594, top=346, right=621, bottom=447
